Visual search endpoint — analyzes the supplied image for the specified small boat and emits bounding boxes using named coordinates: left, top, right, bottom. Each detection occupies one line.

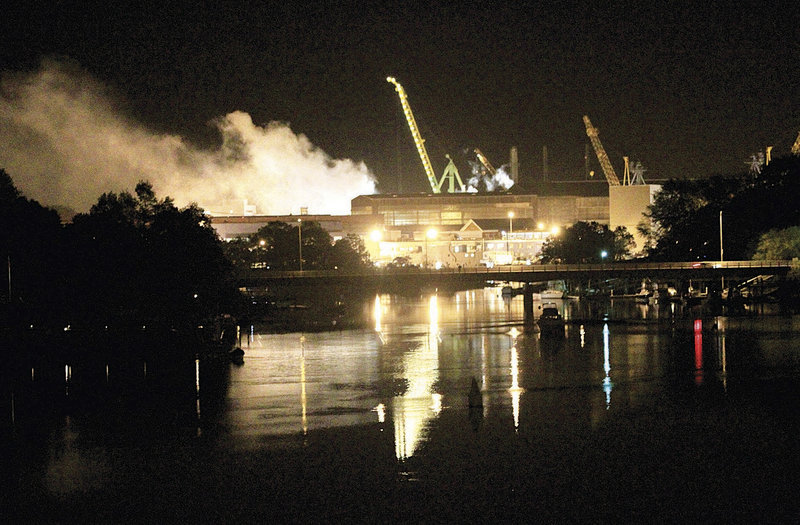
left=501, top=286, right=523, bottom=297
left=537, top=303, right=565, bottom=335
left=539, top=289, right=565, bottom=300
left=634, top=289, right=652, bottom=304
left=540, top=280, right=566, bottom=300
left=229, top=347, right=245, bottom=363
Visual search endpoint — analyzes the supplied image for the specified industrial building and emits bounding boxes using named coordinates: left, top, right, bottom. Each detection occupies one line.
left=209, top=94, right=661, bottom=267
left=209, top=176, right=662, bottom=268
left=210, top=213, right=383, bottom=242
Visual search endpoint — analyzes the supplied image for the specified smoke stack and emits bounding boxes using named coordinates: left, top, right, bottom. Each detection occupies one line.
left=510, top=146, right=519, bottom=184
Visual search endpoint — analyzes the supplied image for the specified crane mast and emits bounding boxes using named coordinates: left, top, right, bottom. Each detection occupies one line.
left=387, top=77, right=441, bottom=193
left=583, top=115, right=621, bottom=186
left=474, top=148, right=497, bottom=175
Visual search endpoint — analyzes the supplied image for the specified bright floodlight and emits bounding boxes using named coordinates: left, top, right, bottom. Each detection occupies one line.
left=370, top=229, right=382, bottom=242
left=426, top=228, right=438, bottom=239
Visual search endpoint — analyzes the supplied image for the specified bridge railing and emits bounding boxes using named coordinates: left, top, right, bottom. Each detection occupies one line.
left=238, top=260, right=794, bottom=281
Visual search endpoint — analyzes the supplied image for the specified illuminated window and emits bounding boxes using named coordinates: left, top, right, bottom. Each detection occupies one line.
left=441, top=211, right=463, bottom=225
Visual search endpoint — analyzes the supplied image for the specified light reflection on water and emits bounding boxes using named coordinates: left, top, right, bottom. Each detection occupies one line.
left=216, top=287, right=791, bottom=458
left=230, top=290, right=520, bottom=455
left=8, top=285, right=800, bottom=504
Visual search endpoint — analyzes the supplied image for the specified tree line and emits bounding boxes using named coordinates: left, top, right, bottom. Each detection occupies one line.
left=222, top=221, right=370, bottom=272
left=640, top=155, right=800, bottom=261
left=539, top=154, right=800, bottom=264
left=0, top=169, right=370, bottom=333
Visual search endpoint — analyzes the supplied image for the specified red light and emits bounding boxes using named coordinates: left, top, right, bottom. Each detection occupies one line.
left=694, top=319, right=703, bottom=385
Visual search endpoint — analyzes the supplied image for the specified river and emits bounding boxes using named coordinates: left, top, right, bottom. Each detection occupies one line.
left=2, top=287, right=800, bottom=522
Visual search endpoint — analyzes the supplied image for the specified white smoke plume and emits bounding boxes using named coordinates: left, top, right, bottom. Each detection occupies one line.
left=0, top=60, right=376, bottom=216
left=466, top=159, right=515, bottom=192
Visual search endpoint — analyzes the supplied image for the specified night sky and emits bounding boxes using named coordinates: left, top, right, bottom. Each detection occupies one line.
left=2, top=1, right=799, bottom=198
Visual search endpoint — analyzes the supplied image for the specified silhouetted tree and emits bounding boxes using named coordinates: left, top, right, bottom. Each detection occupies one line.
left=0, top=169, right=64, bottom=324
left=65, top=181, right=235, bottom=328
left=330, top=234, right=371, bottom=270
left=230, top=220, right=371, bottom=271
left=642, top=155, right=800, bottom=260
left=752, top=227, right=800, bottom=260
left=247, top=221, right=302, bottom=270
left=540, top=221, right=633, bottom=263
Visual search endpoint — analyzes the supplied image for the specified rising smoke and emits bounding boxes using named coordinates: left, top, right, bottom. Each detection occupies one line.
left=0, top=60, right=376, bottom=216
left=466, top=160, right=515, bottom=192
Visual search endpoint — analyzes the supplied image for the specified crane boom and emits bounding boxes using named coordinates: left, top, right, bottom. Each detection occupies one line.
left=793, top=131, right=800, bottom=155
left=583, top=115, right=621, bottom=186
left=387, top=77, right=440, bottom=193
left=474, top=148, right=496, bottom=175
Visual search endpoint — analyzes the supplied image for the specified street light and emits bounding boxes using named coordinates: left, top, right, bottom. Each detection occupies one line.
left=298, top=219, right=303, bottom=272
left=425, top=227, right=437, bottom=268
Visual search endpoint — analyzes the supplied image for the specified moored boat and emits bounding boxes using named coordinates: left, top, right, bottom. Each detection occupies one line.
left=537, top=303, right=565, bottom=335
left=540, top=289, right=565, bottom=300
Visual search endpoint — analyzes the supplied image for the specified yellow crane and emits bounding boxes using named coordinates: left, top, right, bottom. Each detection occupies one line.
left=792, top=131, right=800, bottom=155
left=474, top=148, right=496, bottom=176
left=583, top=115, right=621, bottom=186
left=387, top=77, right=464, bottom=193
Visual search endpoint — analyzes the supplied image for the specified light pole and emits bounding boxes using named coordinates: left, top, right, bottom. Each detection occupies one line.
left=298, top=219, right=303, bottom=272
left=508, top=211, right=514, bottom=260
left=719, top=210, right=724, bottom=291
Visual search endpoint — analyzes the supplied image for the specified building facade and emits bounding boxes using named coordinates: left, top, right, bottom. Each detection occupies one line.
left=207, top=182, right=654, bottom=268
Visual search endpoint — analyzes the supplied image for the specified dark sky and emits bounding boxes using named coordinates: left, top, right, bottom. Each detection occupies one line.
left=3, top=1, right=799, bottom=194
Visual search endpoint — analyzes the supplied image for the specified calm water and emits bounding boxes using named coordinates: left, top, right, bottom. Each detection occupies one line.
left=3, top=288, right=800, bottom=522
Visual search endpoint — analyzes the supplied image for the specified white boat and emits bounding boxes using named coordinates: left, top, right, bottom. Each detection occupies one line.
left=540, top=289, right=565, bottom=300
left=540, top=280, right=566, bottom=300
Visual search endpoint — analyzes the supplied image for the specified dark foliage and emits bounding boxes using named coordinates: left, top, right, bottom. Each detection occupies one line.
left=223, top=221, right=371, bottom=272
left=643, top=155, right=800, bottom=261
left=0, top=169, right=65, bottom=323
left=540, top=221, right=633, bottom=263
left=1, top=174, right=240, bottom=331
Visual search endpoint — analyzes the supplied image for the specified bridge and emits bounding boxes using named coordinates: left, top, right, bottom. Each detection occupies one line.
left=237, top=260, right=795, bottom=291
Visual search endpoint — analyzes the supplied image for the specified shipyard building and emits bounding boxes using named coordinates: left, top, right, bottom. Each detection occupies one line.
left=207, top=179, right=667, bottom=269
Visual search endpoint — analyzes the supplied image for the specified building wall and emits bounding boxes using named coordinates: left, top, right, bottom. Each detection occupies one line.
left=210, top=214, right=383, bottom=241
left=351, top=192, right=609, bottom=229
left=374, top=231, right=550, bottom=268
left=609, top=184, right=661, bottom=254
left=211, top=190, right=613, bottom=269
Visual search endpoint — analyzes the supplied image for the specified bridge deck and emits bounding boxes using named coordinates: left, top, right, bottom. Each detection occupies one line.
left=237, top=260, right=794, bottom=289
